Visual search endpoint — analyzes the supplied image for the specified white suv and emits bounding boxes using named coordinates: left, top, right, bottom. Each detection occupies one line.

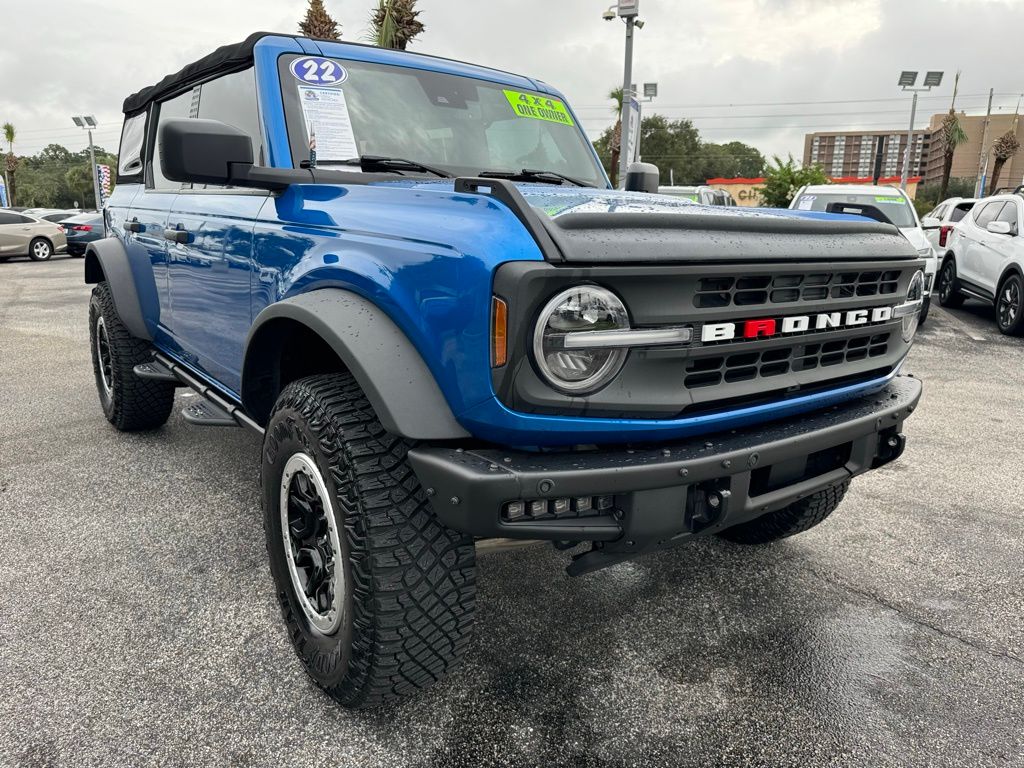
left=939, top=194, right=1024, bottom=335
left=790, top=184, right=939, bottom=323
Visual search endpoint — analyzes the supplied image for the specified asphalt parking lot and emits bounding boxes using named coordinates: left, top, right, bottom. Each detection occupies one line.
left=1, top=255, right=1022, bottom=768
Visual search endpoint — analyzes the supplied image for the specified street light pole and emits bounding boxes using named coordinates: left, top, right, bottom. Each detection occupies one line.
left=900, top=91, right=918, bottom=191
left=618, top=14, right=635, bottom=187
left=87, top=128, right=100, bottom=211
left=72, top=115, right=102, bottom=211
left=897, top=71, right=943, bottom=191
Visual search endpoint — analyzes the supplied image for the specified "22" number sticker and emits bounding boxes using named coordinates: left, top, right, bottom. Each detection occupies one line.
left=289, top=56, right=348, bottom=87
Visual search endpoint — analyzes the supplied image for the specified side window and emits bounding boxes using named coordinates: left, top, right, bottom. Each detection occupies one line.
left=996, top=201, right=1020, bottom=228
left=974, top=202, right=1004, bottom=229
left=931, top=204, right=947, bottom=220
left=196, top=68, right=264, bottom=166
left=151, top=88, right=198, bottom=190
left=0, top=212, right=21, bottom=225
left=117, top=112, right=147, bottom=181
left=950, top=203, right=973, bottom=223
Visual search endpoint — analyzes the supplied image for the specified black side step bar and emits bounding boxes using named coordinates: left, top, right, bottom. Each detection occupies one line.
left=142, top=353, right=265, bottom=435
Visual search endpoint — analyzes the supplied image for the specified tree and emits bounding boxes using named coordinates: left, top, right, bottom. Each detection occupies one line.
left=369, top=0, right=425, bottom=50
left=11, top=143, right=117, bottom=209
left=938, top=72, right=969, bottom=200
left=988, top=126, right=1021, bottom=195
left=759, top=154, right=829, bottom=208
left=299, top=0, right=341, bottom=40
left=4, top=122, right=17, bottom=206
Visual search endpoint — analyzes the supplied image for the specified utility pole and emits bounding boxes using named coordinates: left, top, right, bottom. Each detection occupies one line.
left=975, top=88, right=994, bottom=198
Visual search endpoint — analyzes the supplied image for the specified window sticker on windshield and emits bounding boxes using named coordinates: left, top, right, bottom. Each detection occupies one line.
left=875, top=196, right=905, bottom=204
left=299, top=87, right=358, bottom=162
left=797, top=195, right=815, bottom=210
left=503, top=90, right=575, bottom=126
left=290, top=56, right=348, bottom=87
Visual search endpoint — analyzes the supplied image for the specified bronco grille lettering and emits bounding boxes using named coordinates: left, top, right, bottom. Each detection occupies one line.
left=701, top=306, right=894, bottom=343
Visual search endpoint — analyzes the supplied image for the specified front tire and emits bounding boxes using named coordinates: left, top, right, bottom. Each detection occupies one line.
left=996, top=273, right=1024, bottom=336
left=937, top=258, right=965, bottom=308
left=719, top=481, right=849, bottom=545
left=262, top=373, right=476, bottom=709
left=28, top=237, right=53, bottom=261
left=89, top=282, right=175, bottom=431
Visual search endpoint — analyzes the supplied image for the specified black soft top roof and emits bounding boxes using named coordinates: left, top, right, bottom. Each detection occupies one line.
left=123, top=32, right=271, bottom=115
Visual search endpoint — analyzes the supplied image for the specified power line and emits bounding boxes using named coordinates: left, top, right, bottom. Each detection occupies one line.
left=571, top=92, right=1020, bottom=110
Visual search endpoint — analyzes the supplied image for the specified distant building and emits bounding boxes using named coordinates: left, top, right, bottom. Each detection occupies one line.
left=803, top=113, right=1024, bottom=194
left=706, top=176, right=921, bottom=208
left=921, top=113, right=1024, bottom=191
left=803, top=130, right=928, bottom=179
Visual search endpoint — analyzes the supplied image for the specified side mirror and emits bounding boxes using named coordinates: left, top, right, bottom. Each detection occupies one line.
left=624, top=162, right=660, bottom=194
left=920, top=216, right=941, bottom=230
left=987, top=220, right=1016, bottom=236
left=160, top=118, right=253, bottom=186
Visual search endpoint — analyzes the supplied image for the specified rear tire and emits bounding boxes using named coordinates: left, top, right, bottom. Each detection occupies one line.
left=28, top=237, right=53, bottom=262
left=262, top=373, right=476, bottom=709
left=937, top=258, right=965, bottom=308
left=996, top=273, right=1024, bottom=336
left=89, top=282, right=175, bottom=431
left=719, top=481, right=849, bottom=545
left=919, top=295, right=931, bottom=326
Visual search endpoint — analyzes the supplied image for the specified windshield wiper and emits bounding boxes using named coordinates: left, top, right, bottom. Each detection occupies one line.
left=309, top=155, right=453, bottom=179
left=478, top=168, right=592, bottom=187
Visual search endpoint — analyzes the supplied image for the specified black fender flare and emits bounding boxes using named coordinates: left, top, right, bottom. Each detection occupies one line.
left=83, top=237, right=152, bottom=341
left=242, top=290, right=471, bottom=440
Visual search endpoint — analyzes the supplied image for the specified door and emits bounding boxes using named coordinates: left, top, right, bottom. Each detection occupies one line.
left=977, top=199, right=1022, bottom=294
left=0, top=212, right=34, bottom=254
left=165, top=193, right=264, bottom=393
left=161, top=66, right=268, bottom=396
left=959, top=201, right=1003, bottom=287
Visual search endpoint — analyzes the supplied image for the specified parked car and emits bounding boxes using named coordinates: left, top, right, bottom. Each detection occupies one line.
left=659, top=185, right=736, bottom=205
left=939, top=193, right=1024, bottom=335
left=790, top=184, right=938, bottom=324
left=85, top=32, right=924, bottom=708
left=61, top=213, right=105, bottom=256
left=24, top=208, right=84, bottom=224
left=0, top=210, right=68, bottom=261
left=921, top=197, right=977, bottom=253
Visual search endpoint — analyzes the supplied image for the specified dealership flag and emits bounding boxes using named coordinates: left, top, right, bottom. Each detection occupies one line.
left=96, top=164, right=112, bottom=205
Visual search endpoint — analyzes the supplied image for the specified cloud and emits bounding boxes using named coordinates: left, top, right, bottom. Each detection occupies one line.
left=0, top=0, right=1019, bottom=162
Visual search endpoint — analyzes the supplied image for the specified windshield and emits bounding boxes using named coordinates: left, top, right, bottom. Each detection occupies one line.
left=793, top=192, right=918, bottom=228
left=280, top=55, right=607, bottom=187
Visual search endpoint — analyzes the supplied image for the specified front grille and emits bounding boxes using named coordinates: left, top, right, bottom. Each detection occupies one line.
left=684, top=332, right=891, bottom=389
left=695, top=270, right=901, bottom=308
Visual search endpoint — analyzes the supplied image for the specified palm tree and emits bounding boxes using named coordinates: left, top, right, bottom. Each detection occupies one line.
left=3, top=122, right=16, bottom=206
left=987, top=107, right=1021, bottom=195
left=369, top=0, right=425, bottom=50
left=938, top=72, right=969, bottom=200
left=299, top=0, right=341, bottom=40
left=608, top=87, right=624, bottom=187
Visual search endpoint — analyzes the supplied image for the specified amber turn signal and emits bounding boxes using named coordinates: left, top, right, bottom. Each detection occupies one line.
left=491, top=296, right=508, bottom=367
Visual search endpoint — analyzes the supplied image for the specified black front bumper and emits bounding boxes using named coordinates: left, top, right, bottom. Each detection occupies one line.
left=409, top=376, right=921, bottom=564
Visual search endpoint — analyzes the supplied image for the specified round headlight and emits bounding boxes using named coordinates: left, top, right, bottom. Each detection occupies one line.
left=902, top=270, right=925, bottom=342
left=533, top=286, right=630, bottom=394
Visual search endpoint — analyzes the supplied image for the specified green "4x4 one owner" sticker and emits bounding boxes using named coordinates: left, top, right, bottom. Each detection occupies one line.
left=503, top=90, right=575, bottom=126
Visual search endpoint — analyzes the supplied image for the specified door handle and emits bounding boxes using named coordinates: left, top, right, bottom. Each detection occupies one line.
left=163, top=228, right=192, bottom=244
left=125, top=219, right=142, bottom=233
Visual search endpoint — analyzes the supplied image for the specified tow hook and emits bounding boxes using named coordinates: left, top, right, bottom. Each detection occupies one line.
left=872, top=429, right=907, bottom=468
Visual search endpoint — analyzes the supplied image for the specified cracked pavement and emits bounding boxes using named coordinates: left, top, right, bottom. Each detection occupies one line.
left=1, top=257, right=1022, bottom=767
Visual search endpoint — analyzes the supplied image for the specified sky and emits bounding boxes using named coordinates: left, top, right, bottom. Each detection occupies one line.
left=1, top=0, right=1021, bottom=161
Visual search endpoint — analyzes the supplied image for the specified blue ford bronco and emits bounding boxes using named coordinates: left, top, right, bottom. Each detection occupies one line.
left=86, top=33, right=924, bottom=707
